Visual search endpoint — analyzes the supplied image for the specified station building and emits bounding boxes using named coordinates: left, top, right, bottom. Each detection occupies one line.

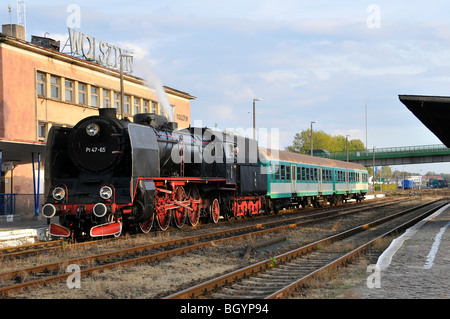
left=0, top=24, right=195, bottom=215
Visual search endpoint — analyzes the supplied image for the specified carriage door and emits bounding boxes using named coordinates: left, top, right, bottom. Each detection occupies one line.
left=291, top=165, right=297, bottom=194
left=318, top=168, right=323, bottom=194
left=345, top=171, right=349, bottom=191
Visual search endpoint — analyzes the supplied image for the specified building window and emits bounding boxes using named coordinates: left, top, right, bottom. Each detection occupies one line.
left=79, top=83, right=87, bottom=105
left=38, top=122, right=47, bottom=141
left=151, top=101, right=157, bottom=113
left=171, top=104, right=176, bottom=120
left=50, top=76, right=60, bottom=99
left=91, top=86, right=99, bottom=107
left=114, top=92, right=120, bottom=111
left=37, top=72, right=46, bottom=97
left=65, top=80, right=74, bottom=103
left=124, top=95, right=130, bottom=115
left=103, top=90, right=111, bottom=108
left=134, top=97, right=140, bottom=114
left=143, top=100, right=149, bottom=113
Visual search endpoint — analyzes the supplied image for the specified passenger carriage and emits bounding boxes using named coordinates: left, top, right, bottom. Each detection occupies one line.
left=258, top=148, right=368, bottom=212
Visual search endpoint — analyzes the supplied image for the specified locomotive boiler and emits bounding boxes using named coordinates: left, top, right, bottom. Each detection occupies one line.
left=42, top=108, right=267, bottom=238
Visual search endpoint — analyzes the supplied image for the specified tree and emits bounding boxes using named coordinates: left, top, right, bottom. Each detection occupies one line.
left=380, top=166, right=392, bottom=181
left=285, top=129, right=365, bottom=154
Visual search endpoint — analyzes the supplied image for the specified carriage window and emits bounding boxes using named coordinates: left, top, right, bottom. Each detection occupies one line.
left=301, top=167, right=306, bottom=181
left=286, top=166, right=291, bottom=181
left=275, top=165, right=280, bottom=180
left=297, top=166, right=301, bottom=181
left=280, top=165, right=286, bottom=181
left=362, top=173, right=368, bottom=183
left=313, top=168, right=318, bottom=181
left=306, top=168, right=310, bottom=181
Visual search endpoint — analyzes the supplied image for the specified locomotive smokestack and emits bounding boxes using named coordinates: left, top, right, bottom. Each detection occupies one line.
left=99, top=108, right=117, bottom=119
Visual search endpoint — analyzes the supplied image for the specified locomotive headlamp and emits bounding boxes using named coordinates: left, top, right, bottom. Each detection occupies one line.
left=100, top=186, right=113, bottom=200
left=86, top=123, right=100, bottom=136
left=52, top=187, right=66, bottom=201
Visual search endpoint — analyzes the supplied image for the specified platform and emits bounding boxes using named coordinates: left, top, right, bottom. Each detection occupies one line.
left=356, top=202, right=450, bottom=298
left=0, top=214, right=51, bottom=248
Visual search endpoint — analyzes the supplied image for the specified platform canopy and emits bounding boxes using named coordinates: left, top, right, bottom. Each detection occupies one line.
left=399, top=95, right=450, bottom=148
left=0, top=138, right=46, bottom=167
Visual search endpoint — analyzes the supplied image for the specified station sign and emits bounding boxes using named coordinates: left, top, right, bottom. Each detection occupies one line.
left=68, top=28, right=133, bottom=73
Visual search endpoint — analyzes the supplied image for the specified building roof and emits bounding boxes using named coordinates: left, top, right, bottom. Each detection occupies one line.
left=0, top=138, right=46, bottom=166
left=399, top=95, right=450, bottom=148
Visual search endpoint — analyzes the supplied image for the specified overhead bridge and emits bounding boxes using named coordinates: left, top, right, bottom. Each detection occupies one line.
left=315, top=144, right=450, bottom=166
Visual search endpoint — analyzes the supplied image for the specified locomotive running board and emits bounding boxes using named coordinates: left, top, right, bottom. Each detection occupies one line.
left=49, top=223, right=71, bottom=238
left=90, top=222, right=122, bottom=237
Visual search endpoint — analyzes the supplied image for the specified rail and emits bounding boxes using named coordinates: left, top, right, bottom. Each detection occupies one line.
left=165, top=199, right=446, bottom=299
left=0, top=193, right=17, bottom=216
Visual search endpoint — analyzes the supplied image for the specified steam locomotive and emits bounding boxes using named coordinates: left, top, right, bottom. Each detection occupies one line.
left=42, top=108, right=267, bottom=238
left=42, top=108, right=368, bottom=239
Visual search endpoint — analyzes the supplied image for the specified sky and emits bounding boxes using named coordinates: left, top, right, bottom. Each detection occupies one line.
left=2, top=0, right=450, bottom=174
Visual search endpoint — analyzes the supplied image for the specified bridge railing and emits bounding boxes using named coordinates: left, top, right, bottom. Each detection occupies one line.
left=315, top=144, right=450, bottom=161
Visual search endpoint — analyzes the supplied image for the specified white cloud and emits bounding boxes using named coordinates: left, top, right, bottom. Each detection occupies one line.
left=258, top=69, right=308, bottom=88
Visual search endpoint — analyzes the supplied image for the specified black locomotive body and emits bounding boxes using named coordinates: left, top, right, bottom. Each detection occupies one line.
left=42, top=109, right=267, bottom=238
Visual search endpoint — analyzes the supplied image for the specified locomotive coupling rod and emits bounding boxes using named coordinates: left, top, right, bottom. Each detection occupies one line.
left=173, top=200, right=194, bottom=211
left=156, top=188, right=173, bottom=194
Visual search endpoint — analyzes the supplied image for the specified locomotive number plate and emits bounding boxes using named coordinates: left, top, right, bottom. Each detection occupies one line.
left=85, top=147, right=107, bottom=153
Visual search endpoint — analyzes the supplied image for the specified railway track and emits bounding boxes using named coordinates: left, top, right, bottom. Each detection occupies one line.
left=0, top=197, right=438, bottom=297
left=0, top=197, right=399, bottom=260
left=165, top=199, right=448, bottom=299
